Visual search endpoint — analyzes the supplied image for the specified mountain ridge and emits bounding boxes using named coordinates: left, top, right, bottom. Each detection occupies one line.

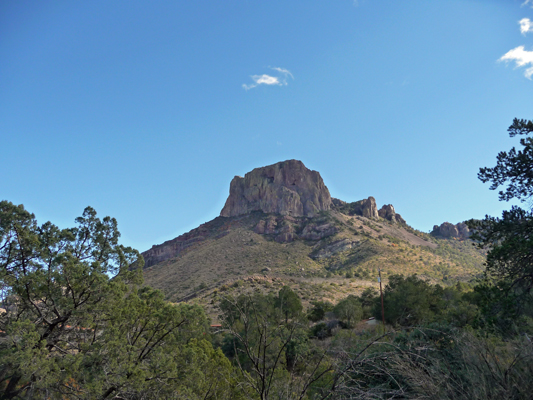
left=141, top=160, right=486, bottom=309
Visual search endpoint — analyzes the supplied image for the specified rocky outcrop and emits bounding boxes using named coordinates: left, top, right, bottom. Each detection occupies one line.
left=335, top=197, right=407, bottom=223
left=337, top=197, right=379, bottom=219
left=276, top=216, right=297, bottom=243
left=141, top=216, right=229, bottom=268
left=220, top=160, right=332, bottom=218
left=431, top=222, right=470, bottom=239
left=253, top=215, right=278, bottom=235
left=299, top=223, right=338, bottom=241
left=143, top=233, right=205, bottom=268
left=253, top=215, right=338, bottom=243
left=378, top=204, right=406, bottom=224
left=360, top=197, right=378, bottom=219
left=311, top=239, right=360, bottom=259
left=331, top=198, right=347, bottom=208
left=456, top=222, right=470, bottom=238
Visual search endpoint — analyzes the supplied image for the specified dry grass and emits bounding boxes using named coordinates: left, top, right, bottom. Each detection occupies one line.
left=143, top=211, right=486, bottom=314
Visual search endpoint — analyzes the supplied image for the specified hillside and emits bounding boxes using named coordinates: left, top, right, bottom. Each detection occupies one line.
left=141, top=160, right=486, bottom=313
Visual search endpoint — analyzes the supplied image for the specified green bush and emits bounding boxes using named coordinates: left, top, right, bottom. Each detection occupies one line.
left=334, top=295, right=363, bottom=328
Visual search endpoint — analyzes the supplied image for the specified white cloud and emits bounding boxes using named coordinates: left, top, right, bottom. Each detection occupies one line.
left=270, top=67, right=294, bottom=80
left=522, top=0, right=533, bottom=7
left=499, top=46, right=533, bottom=79
left=520, top=18, right=533, bottom=35
left=242, top=67, right=293, bottom=90
left=242, top=75, right=279, bottom=90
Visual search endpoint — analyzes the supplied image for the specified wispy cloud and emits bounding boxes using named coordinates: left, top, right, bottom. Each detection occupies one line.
left=270, top=67, right=294, bottom=80
left=242, top=67, right=293, bottom=90
left=499, top=46, right=533, bottom=79
left=522, top=0, right=533, bottom=8
left=520, top=18, right=533, bottom=35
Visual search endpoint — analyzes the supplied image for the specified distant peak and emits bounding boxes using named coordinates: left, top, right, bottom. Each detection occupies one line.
left=220, top=160, right=332, bottom=217
left=431, top=222, right=470, bottom=239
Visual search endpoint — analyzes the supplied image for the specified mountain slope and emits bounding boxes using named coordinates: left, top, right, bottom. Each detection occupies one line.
left=142, top=208, right=485, bottom=303
left=140, top=160, right=486, bottom=310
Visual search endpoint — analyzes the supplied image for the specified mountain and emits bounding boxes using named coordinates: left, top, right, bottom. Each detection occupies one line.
left=141, top=160, right=485, bottom=312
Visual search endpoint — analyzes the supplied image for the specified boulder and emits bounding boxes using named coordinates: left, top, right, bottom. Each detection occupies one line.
left=254, top=220, right=266, bottom=234
left=220, top=160, right=332, bottom=217
left=265, top=216, right=277, bottom=234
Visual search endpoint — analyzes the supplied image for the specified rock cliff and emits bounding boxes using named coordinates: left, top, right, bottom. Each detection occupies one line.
left=220, top=160, right=332, bottom=218
left=253, top=214, right=338, bottom=243
left=378, top=204, right=406, bottom=224
left=431, top=222, right=470, bottom=239
left=332, top=197, right=379, bottom=219
left=360, top=197, right=379, bottom=219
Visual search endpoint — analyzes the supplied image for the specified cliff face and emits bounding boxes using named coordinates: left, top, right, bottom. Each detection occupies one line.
left=332, top=197, right=379, bottom=219
left=220, top=160, right=332, bottom=218
left=138, top=160, right=487, bottom=303
left=431, top=222, right=470, bottom=239
left=141, top=219, right=218, bottom=268
left=378, top=204, right=406, bottom=224
left=142, top=160, right=414, bottom=270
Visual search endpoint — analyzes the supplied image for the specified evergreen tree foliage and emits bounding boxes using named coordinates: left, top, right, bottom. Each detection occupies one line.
left=374, top=274, right=444, bottom=326
left=0, top=202, right=238, bottom=399
left=275, top=286, right=303, bottom=323
left=307, top=300, right=333, bottom=322
left=478, top=118, right=533, bottom=202
left=359, top=287, right=379, bottom=319
left=218, top=291, right=332, bottom=400
left=470, top=118, right=533, bottom=291
left=332, top=295, right=362, bottom=329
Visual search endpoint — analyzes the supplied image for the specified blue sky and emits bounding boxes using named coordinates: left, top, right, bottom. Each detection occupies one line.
left=1, top=0, right=532, bottom=252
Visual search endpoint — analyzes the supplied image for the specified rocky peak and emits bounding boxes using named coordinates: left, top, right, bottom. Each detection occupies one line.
left=378, top=204, right=406, bottom=224
left=431, top=222, right=470, bottom=239
left=220, top=160, right=332, bottom=218
left=333, top=197, right=407, bottom=224
left=360, top=197, right=379, bottom=219
left=333, top=196, right=379, bottom=219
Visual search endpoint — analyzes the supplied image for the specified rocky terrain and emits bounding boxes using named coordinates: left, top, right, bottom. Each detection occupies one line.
left=141, top=160, right=486, bottom=312
left=332, top=197, right=406, bottom=223
left=220, top=159, right=331, bottom=217
left=431, top=221, right=471, bottom=239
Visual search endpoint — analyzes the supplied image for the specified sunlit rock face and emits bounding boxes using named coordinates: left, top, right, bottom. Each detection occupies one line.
left=431, top=222, right=471, bottom=239
left=360, top=197, right=379, bottom=219
left=220, top=160, right=332, bottom=218
left=378, top=204, right=406, bottom=224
